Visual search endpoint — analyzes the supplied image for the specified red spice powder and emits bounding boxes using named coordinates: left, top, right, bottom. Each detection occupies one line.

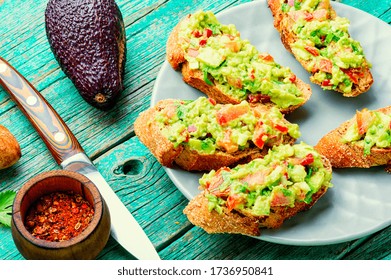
left=25, top=191, right=94, bottom=242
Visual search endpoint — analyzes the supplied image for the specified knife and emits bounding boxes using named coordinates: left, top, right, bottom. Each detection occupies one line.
left=0, top=57, right=160, bottom=260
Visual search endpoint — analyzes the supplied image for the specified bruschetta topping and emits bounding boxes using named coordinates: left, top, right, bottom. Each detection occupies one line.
left=199, top=143, right=333, bottom=216
left=155, top=97, right=300, bottom=154
left=342, top=109, right=391, bottom=155
left=178, top=10, right=306, bottom=109
left=281, top=0, right=371, bottom=94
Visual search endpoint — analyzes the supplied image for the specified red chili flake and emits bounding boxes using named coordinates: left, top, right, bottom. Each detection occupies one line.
left=25, top=191, right=94, bottom=242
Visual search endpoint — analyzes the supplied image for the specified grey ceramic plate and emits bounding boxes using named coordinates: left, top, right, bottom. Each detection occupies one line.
left=151, top=0, right=391, bottom=245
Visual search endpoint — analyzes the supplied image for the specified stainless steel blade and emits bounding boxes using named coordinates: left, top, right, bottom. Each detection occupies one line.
left=61, top=153, right=160, bottom=260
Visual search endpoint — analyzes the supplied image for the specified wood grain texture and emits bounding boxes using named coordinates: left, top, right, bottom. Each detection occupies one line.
left=1, top=0, right=391, bottom=260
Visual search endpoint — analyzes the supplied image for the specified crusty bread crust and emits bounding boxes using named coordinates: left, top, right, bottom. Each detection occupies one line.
left=166, top=16, right=312, bottom=114
left=268, top=0, right=373, bottom=97
left=183, top=192, right=261, bottom=236
left=184, top=157, right=331, bottom=236
left=134, top=99, right=296, bottom=171
left=315, top=106, right=391, bottom=168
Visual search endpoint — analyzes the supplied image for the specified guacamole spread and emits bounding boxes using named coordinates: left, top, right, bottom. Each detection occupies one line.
left=155, top=97, right=300, bottom=154
left=280, top=0, right=370, bottom=94
left=342, top=109, right=391, bottom=155
left=178, top=11, right=305, bottom=109
left=200, top=142, right=332, bottom=216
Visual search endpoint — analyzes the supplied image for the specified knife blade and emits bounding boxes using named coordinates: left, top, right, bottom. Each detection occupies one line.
left=0, top=57, right=160, bottom=260
left=61, top=153, right=160, bottom=260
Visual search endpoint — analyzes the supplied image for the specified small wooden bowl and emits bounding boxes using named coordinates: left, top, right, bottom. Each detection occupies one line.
left=11, top=170, right=111, bottom=259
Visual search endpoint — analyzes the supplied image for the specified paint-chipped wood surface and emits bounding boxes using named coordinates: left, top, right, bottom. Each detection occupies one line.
left=1, top=0, right=390, bottom=260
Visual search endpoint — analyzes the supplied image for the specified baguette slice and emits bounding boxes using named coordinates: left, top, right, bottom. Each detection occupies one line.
left=134, top=97, right=299, bottom=171
left=268, top=0, right=373, bottom=97
left=315, top=106, right=391, bottom=169
left=166, top=10, right=311, bottom=114
left=184, top=143, right=332, bottom=236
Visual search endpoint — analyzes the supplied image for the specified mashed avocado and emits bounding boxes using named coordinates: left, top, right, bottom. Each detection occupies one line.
left=155, top=97, right=300, bottom=154
left=280, top=0, right=370, bottom=94
left=200, top=142, right=332, bottom=216
left=178, top=11, right=305, bottom=109
left=342, top=109, right=391, bottom=155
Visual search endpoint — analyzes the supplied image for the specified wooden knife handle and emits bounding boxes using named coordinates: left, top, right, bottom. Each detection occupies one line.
left=0, top=57, right=84, bottom=164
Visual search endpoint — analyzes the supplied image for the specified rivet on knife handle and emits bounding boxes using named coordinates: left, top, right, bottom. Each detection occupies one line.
left=0, top=57, right=84, bottom=164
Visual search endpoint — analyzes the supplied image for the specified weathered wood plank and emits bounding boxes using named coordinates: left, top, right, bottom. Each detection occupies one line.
left=343, top=227, right=391, bottom=260
left=342, top=0, right=391, bottom=22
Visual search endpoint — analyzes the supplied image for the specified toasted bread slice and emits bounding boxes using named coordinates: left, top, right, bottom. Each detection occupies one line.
left=268, top=0, right=373, bottom=97
left=183, top=143, right=332, bottom=236
left=315, top=106, right=391, bottom=169
left=166, top=11, right=312, bottom=114
left=134, top=98, right=299, bottom=171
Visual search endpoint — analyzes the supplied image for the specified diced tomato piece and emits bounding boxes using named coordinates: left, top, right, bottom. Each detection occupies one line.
left=305, top=45, right=319, bottom=56
left=199, top=39, right=207, bottom=46
left=253, top=133, right=266, bottom=149
left=187, top=125, right=197, bottom=133
left=216, top=103, right=249, bottom=126
left=248, top=69, right=256, bottom=80
left=225, top=41, right=240, bottom=52
left=289, top=74, right=296, bottom=83
left=300, top=153, right=314, bottom=166
left=321, top=79, right=332, bottom=87
left=206, top=168, right=228, bottom=194
left=204, top=28, right=213, bottom=38
left=341, top=68, right=364, bottom=84
left=288, top=10, right=314, bottom=22
left=356, top=109, right=374, bottom=135
left=242, top=170, right=267, bottom=189
left=187, top=48, right=199, bottom=57
left=192, top=30, right=202, bottom=38
left=163, top=103, right=177, bottom=119
left=217, top=129, right=238, bottom=153
left=227, top=76, right=243, bottom=89
left=226, top=194, right=244, bottom=212
left=313, top=9, right=328, bottom=21
left=319, top=58, right=333, bottom=73
left=270, top=191, right=291, bottom=207
left=304, top=12, right=314, bottom=21
left=274, top=123, right=289, bottom=133
left=259, top=53, right=274, bottom=62
left=252, top=124, right=267, bottom=149
left=251, top=106, right=268, bottom=118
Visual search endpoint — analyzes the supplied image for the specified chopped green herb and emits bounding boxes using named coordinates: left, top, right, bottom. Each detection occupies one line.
left=203, top=70, right=213, bottom=86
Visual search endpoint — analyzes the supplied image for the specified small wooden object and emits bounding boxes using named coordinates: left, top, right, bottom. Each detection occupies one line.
left=11, top=170, right=110, bottom=260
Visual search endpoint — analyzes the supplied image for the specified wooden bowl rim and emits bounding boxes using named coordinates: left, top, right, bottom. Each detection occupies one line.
left=12, top=169, right=104, bottom=249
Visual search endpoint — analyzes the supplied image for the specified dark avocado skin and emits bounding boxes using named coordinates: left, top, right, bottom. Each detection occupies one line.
left=45, top=0, right=126, bottom=110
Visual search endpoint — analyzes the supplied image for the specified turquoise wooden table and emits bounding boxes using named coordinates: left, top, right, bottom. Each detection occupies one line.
left=1, top=0, right=391, bottom=260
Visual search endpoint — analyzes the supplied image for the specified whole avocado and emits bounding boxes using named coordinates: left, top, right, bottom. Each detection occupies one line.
left=45, top=0, right=126, bottom=110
